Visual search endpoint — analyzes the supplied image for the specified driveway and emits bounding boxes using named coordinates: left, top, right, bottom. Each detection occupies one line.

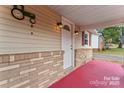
left=93, top=53, right=124, bottom=64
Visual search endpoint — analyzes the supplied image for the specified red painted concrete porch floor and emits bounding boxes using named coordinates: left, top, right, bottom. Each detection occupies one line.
left=49, top=60, right=124, bottom=88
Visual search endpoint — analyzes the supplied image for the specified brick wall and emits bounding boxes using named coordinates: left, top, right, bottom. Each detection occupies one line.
left=0, top=51, right=66, bottom=88
left=75, top=48, right=93, bottom=67
left=93, top=48, right=99, bottom=52
left=0, top=49, right=93, bottom=88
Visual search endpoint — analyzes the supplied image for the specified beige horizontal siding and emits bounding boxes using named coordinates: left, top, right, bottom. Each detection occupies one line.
left=0, top=5, right=61, bottom=54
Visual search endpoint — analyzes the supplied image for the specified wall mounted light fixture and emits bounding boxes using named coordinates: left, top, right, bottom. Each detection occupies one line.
left=75, top=25, right=80, bottom=35
left=11, top=5, right=36, bottom=27
left=75, top=30, right=79, bottom=35
left=57, top=22, right=63, bottom=29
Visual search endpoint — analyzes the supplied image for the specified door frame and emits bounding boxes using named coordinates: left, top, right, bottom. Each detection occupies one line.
left=62, top=16, right=75, bottom=69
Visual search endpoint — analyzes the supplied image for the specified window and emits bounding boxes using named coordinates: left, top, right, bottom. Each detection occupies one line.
left=82, top=31, right=89, bottom=46
left=84, top=33, right=88, bottom=45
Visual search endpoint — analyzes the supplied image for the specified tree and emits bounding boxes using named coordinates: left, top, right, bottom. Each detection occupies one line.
left=103, top=27, right=120, bottom=43
left=117, top=26, right=124, bottom=48
left=97, top=26, right=121, bottom=49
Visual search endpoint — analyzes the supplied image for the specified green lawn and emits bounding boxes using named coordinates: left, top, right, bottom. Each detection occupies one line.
left=96, top=48, right=124, bottom=56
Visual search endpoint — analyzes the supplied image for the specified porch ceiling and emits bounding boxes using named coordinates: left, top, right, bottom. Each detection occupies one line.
left=48, top=5, right=124, bottom=29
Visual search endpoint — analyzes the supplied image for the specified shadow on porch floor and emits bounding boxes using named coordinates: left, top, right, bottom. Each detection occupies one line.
left=49, top=60, right=124, bottom=88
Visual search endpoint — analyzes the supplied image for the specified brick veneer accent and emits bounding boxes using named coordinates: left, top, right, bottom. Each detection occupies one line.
left=75, top=48, right=93, bottom=67
left=93, top=48, right=99, bottom=52
left=0, top=51, right=66, bottom=88
left=0, top=49, right=93, bottom=88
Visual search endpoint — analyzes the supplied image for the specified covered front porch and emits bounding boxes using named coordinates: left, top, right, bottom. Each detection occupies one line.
left=0, top=5, right=124, bottom=88
left=50, top=60, right=124, bottom=88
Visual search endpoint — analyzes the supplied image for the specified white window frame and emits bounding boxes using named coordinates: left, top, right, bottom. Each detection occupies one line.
left=84, top=31, right=89, bottom=46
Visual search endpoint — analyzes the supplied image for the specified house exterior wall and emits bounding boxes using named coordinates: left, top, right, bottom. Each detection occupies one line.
left=0, top=5, right=66, bottom=88
left=91, top=34, right=98, bottom=48
left=75, top=31, right=92, bottom=49
left=0, top=6, right=61, bottom=54
left=91, top=34, right=99, bottom=52
left=75, top=48, right=93, bottom=67
left=0, top=51, right=65, bottom=88
left=0, top=5, right=93, bottom=88
left=74, top=27, right=93, bottom=67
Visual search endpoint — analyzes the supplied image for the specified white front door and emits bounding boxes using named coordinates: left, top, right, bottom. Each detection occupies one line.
left=62, top=20, right=73, bottom=69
